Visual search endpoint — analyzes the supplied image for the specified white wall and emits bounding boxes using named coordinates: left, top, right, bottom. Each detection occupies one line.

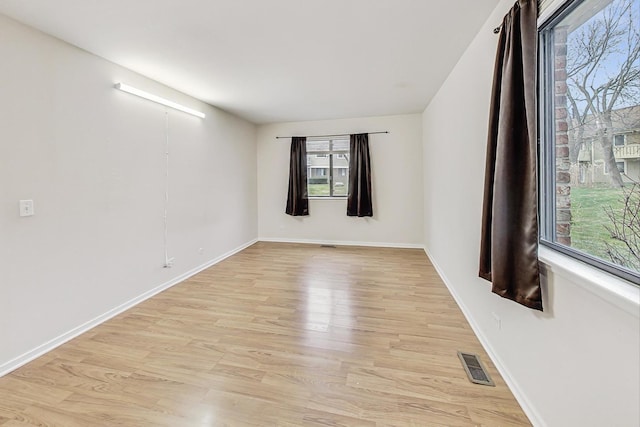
left=0, top=14, right=257, bottom=372
left=422, top=1, right=640, bottom=426
left=257, top=115, right=423, bottom=247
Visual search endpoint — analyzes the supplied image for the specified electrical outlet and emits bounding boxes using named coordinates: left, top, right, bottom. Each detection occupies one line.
left=19, top=200, right=34, bottom=217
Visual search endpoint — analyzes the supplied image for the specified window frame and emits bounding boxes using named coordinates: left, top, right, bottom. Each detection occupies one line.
left=306, top=138, right=349, bottom=198
left=537, top=0, right=640, bottom=285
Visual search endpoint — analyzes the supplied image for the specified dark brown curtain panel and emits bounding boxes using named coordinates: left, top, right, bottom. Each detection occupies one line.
left=347, top=133, right=373, bottom=217
left=285, top=136, right=309, bottom=216
left=479, top=0, right=542, bottom=311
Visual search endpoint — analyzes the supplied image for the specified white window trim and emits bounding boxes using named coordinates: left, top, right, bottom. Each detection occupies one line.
left=538, top=0, right=572, bottom=25
left=539, top=246, right=640, bottom=318
left=308, top=197, right=347, bottom=201
left=538, top=0, right=640, bottom=301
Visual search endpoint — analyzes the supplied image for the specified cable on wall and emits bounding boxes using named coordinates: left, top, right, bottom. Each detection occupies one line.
left=163, top=111, right=174, bottom=268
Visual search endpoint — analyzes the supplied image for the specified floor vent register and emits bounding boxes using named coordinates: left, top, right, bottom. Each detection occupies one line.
left=457, top=351, right=495, bottom=386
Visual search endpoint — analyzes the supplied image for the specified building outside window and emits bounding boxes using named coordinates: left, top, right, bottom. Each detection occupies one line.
left=310, top=168, right=327, bottom=177
left=539, top=0, right=640, bottom=283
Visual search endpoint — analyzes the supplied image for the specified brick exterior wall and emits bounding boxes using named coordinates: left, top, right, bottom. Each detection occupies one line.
left=554, top=27, right=572, bottom=246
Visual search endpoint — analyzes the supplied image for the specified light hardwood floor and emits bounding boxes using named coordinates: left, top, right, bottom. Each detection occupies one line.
left=0, top=242, right=531, bottom=426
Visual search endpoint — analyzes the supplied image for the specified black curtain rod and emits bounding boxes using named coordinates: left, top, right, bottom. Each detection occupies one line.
left=276, top=131, right=389, bottom=139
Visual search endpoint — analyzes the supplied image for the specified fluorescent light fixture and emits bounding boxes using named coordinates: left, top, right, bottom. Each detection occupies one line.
left=114, top=82, right=205, bottom=119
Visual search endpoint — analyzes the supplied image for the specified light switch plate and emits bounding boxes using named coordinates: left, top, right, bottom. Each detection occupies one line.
left=19, top=200, right=34, bottom=217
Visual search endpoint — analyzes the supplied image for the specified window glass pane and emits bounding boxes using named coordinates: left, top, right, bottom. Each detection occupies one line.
left=332, top=165, right=349, bottom=196
left=307, top=140, right=330, bottom=152
left=332, top=139, right=349, bottom=151
left=542, top=0, right=640, bottom=276
left=307, top=154, right=330, bottom=196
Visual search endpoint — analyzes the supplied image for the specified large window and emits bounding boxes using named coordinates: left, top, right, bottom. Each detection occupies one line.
left=539, top=0, right=640, bottom=283
left=306, top=138, right=349, bottom=197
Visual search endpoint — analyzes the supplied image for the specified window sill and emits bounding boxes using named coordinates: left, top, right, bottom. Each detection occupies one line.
left=539, top=246, right=640, bottom=318
left=308, top=197, right=347, bottom=200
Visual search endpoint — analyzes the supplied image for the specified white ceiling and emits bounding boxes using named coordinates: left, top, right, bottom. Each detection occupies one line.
left=0, top=0, right=500, bottom=124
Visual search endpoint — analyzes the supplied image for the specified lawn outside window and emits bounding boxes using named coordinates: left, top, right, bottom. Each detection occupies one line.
left=538, top=0, right=640, bottom=285
left=306, top=138, right=349, bottom=198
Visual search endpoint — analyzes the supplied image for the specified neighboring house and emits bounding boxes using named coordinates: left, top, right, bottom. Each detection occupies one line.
left=307, top=153, right=349, bottom=187
left=573, top=105, right=640, bottom=185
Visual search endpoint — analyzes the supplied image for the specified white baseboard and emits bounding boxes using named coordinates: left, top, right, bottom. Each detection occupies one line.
left=0, top=238, right=258, bottom=378
left=258, top=237, right=424, bottom=249
left=423, top=247, right=546, bottom=427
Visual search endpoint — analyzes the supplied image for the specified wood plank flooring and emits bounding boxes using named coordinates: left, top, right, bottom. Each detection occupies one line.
left=0, top=242, right=531, bottom=426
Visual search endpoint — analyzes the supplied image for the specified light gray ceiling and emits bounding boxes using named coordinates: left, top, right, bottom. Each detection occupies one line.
left=0, top=0, right=501, bottom=124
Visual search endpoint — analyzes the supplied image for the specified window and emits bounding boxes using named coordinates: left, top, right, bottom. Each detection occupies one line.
left=603, top=159, right=626, bottom=175
left=539, top=0, right=640, bottom=284
left=306, top=138, right=349, bottom=197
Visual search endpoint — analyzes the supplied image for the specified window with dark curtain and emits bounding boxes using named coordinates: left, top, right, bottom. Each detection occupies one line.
left=347, top=133, right=373, bottom=217
left=285, top=136, right=309, bottom=216
left=479, top=0, right=543, bottom=310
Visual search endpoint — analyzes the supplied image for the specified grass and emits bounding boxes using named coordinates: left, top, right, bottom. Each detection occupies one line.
left=308, top=183, right=348, bottom=197
left=569, top=186, right=629, bottom=263
left=309, top=183, right=330, bottom=196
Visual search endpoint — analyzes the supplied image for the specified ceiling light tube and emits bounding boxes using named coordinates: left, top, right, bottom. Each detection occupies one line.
left=114, top=82, right=205, bottom=119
